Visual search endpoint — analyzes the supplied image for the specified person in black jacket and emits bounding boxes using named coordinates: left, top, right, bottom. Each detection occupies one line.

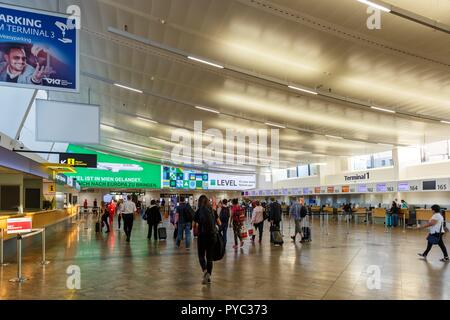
left=269, top=198, right=282, bottom=229
left=193, top=195, right=221, bottom=285
left=146, top=200, right=162, bottom=240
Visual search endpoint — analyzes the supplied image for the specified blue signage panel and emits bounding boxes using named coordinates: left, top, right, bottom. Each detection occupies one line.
left=0, top=4, right=79, bottom=92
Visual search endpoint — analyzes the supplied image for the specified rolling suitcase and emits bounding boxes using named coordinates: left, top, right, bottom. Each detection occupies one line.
left=301, top=218, right=311, bottom=242
left=158, top=226, right=167, bottom=240
left=270, top=224, right=283, bottom=245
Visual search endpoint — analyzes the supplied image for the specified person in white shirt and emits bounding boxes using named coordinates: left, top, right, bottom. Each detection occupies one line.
left=417, top=205, right=449, bottom=262
left=122, top=195, right=137, bottom=242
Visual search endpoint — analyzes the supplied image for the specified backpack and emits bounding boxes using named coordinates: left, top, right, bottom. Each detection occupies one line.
left=300, top=205, right=308, bottom=218
left=270, top=202, right=282, bottom=222
left=220, top=206, right=230, bottom=225
left=233, top=206, right=245, bottom=224
left=181, top=204, right=194, bottom=222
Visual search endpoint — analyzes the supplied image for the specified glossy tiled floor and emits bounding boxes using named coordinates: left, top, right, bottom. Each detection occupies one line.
left=0, top=214, right=449, bottom=300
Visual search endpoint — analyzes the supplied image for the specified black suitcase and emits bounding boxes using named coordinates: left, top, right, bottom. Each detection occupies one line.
left=158, top=226, right=167, bottom=240
left=301, top=227, right=311, bottom=242
left=95, top=221, right=100, bottom=233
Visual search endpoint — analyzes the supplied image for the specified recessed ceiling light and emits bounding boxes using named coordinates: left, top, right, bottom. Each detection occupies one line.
left=187, top=56, right=224, bottom=69
left=325, top=134, right=343, bottom=139
left=288, top=85, right=318, bottom=95
left=371, top=106, right=396, bottom=113
left=137, top=117, right=158, bottom=124
left=195, top=106, right=220, bottom=114
left=378, top=143, right=393, bottom=147
left=356, top=0, right=391, bottom=12
left=114, top=83, right=143, bottom=93
left=265, top=122, right=286, bottom=129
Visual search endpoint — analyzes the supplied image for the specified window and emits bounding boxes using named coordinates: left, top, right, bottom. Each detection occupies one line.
left=351, top=151, right=393, bottom=170
left=287, top=167, right=297, bottom=178
left=421, top=140, right=450, bottom=163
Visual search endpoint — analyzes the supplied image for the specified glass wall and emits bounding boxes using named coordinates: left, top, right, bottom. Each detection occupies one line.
left=351, top=151, right=393, bottom=170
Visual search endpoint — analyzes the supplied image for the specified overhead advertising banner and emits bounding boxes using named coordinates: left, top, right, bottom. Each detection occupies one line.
left=59, top=152, right=97, bottom=168
left=0, top=4, right=79, bottom=92
left=65, top=145, right=161, bottom=189
left=209, top=173, right=256, bottom=190
left=162, top=166, right=208, bottom=190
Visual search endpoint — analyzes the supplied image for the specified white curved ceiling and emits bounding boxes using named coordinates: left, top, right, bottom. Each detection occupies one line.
left=8, top=0, right=450, bottom=171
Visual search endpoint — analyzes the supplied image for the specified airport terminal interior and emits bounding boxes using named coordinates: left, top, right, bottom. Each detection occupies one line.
left=0, top=0, right=450, bottom=300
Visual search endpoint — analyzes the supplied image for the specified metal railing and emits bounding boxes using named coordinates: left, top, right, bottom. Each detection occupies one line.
left=9, top=228, right=49, bottom=283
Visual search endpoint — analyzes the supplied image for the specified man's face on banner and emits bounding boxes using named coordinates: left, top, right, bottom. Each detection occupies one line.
left=5, top=48, right=27, bottom=73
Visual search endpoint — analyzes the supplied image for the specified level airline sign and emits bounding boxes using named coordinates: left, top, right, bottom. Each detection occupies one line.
left=208, top=173, right=256, bottom=190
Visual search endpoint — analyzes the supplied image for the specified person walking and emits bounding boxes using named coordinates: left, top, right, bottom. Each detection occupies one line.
left=418, top=205, right=449, bottom=262
left=218, top=199, right=230, bottom=245
left=116, top=199, right=124, bottom=230
left=122, top=195, right=137, bottom=242
left=108, top=200, right=116, bottom=229
left=230, top=199, right=244, bottom=249
left=145, top=200, right=162, bottom=240
left=289, top=198, right=306, bottom=243
left=193, top=195, right=220, bottom=285
left=100, top=201, right=110, bottom=233
left=251, top=201, right=264, bottom=244
left=175, top=196, right=195, bottom=250
left=269, top=198, right=282, bottom=242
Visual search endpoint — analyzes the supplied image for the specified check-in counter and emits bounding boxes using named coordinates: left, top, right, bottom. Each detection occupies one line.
left=399, top=208, right=408, bottom=219
left=323, top=207, right=334, bottom=214
left=0, top=207, right=77, bottom=240
left=372, top=208, right=386, bottom=218
left=311, top=206, right=321, bottom=213
left=416, top=209, right=433, bottom=221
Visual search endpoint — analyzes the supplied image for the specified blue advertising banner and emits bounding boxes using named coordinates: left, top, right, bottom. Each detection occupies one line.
left=0, top=4, right=79, bottom=92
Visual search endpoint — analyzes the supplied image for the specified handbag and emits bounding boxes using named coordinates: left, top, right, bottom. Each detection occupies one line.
left=427, top=222, right=443, bottom=245
left=248, top=225, right=254, bottom=236
left=212, top=232, right=225, bottom=261
left=241, top=226, right=248, bottom=239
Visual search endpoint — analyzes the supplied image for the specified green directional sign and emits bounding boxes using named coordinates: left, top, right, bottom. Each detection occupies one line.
left=65, top=145, right=161, bottom=189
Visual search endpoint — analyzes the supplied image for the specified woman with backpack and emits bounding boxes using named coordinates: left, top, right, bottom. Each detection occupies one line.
left=230, top=198, right=244, bottom=249
left=193, top=195, right=221, bottom=285
left=251, top=201, right=264, bottom=244
left=218, top=199, right=230, bottom=245
left=418, top=204, right=449, bottom=262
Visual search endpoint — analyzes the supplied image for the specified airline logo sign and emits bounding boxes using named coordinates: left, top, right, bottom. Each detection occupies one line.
left=7, top=218, right=32, bottom=234
left=209, top=174, right=256, bottom=190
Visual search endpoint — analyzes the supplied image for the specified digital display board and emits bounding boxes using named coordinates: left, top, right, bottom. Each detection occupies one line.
left=65, top=145, right=161, bottom=189
left=342, top=186, right=349, bottom=193
left=398, top=182, right=409, bottom=191
left=162, top=166, right=208, bottom=190
left=423, top=180, right=436, bottom=191
left=357, top=185, right=367, bottom=193
left=376, top=183, right=387, bottom=192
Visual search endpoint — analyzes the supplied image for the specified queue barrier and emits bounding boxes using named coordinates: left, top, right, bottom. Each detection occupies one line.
left=9, top=228, right=49, bottom=284
left=0, top=228, right=8, bottom=267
